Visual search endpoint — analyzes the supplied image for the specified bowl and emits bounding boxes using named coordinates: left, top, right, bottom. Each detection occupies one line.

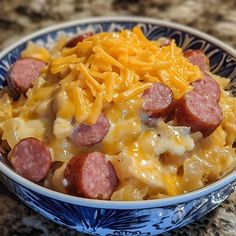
left=0, top=16, right=236, bottom=235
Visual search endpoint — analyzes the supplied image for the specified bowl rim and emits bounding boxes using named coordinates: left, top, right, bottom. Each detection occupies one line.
left=0, top=16, right=236, bottom=210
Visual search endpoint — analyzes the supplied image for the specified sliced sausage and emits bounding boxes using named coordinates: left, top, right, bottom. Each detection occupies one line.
left=8, top=58, right=45, bottom=97
left=175, top=91, right=223, bottom=137
left=141, top=82, right=174, bottom=118
left=64, top=152, right=118, bottom=199
left=64, top=32, right=93, bottom=48
left=192, top=72, right=221, bottom=102
left=11, top=137, right=51, bottom=183
left=71, top=114, right=110, bottom=146
left=164, top=101, right=178, bottom=122
left=6, top=76, right=20, bottom=100
left=184, top=49, right=210, bottom=71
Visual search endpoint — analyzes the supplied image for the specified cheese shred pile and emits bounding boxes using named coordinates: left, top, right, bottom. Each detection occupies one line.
left=23, top=26, right=202, bottom=125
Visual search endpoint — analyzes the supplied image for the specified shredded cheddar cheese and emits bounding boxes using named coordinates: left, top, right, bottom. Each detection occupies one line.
left=21, top=27, right=202, bottom=125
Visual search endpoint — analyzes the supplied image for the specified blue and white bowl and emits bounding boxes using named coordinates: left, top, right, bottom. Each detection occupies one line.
left=0, top=17, right=236, bottom=235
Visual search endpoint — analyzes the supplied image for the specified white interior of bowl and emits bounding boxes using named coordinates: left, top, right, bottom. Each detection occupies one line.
left=0, top=16, right=236, bottom=209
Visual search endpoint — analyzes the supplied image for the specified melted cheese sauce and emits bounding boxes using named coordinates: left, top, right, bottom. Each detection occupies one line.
left=98, top=98, right=195, bottom=198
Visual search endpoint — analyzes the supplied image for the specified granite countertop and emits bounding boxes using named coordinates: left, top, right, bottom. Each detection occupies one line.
left=0, top=0, right=236, bottom=235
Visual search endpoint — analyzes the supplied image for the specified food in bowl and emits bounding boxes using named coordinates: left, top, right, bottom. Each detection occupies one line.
left=0, top=26, right=235, bottom=201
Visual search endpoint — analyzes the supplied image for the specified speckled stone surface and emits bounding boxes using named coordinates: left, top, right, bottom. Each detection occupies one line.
left=0, top=0, right=236, bottom=235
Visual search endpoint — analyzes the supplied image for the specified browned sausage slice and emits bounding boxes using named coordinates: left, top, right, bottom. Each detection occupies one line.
left=11, top=137, right=51, bottom=183
left=8, top=58, right=45, bottom=96
left=64, top=32, right=93, bottom=48
left=141, top=82, right=174, bottom=118
left=176, top=91, right=223, bottom=137
left=192, top=72, right=221, bottom=102
left=71, top=114, right=110, bottom=146
left=184, top=50, right=210, bottom=71
left=64, top=152, right=118, bottom=199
